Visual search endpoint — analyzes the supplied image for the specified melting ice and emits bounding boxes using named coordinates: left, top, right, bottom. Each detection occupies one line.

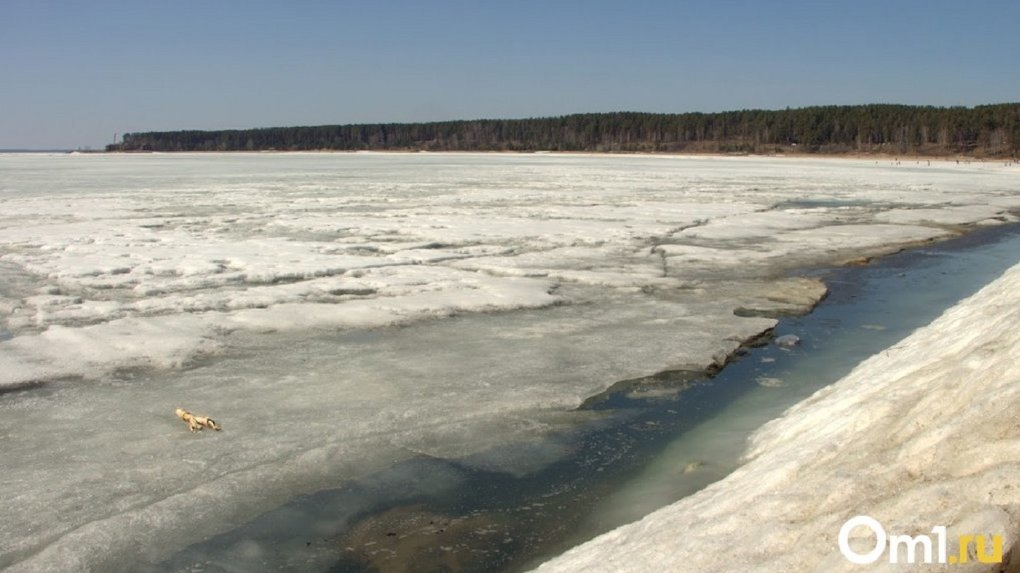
left=1, top=152, right=1018, bottom=571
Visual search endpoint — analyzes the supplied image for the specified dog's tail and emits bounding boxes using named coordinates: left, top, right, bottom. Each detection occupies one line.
left=197, top=416, right=222, bottom=431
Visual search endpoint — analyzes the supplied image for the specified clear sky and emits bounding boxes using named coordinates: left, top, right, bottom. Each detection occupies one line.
left=2, top=0, right=1019, bottom=149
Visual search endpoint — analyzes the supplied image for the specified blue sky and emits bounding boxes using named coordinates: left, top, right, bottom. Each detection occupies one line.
left=2, top=0, right=1018, bottom=149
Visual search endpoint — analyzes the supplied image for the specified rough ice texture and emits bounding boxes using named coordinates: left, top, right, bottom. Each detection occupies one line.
left=2, top=154, right=1018, bottom=389
left=535, top=260, right=1020, bottom=573
left=1, top=153, right=1018, bottom=570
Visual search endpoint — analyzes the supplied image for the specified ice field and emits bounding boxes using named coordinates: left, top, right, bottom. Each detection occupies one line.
left=1, top=152, right=1018, bottom=571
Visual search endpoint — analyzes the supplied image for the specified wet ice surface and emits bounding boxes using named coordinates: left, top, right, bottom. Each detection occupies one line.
left=535, top=232, right=1020, bottom=573
left=0, top=153, right=1018, bottom=571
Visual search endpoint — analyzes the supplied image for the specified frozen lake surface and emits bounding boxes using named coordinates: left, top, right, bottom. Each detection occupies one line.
left=1, top=153, right=1017, bottom=571
left=166, top=225, right=1020, bottom=573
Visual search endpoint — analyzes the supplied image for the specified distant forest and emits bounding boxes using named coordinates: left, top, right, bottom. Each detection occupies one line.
left=110, top=104, right=1020, bottom=157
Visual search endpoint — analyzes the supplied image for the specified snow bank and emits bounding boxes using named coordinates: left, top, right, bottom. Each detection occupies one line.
left=0, top=315, right=221, bottom=387
left=535, top=260, right=1020, bottom=572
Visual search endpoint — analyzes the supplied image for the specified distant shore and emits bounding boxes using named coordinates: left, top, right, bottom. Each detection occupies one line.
left=105, top=105, right=1020, bottom=158
left=89, top=148, right=1020, bottom=165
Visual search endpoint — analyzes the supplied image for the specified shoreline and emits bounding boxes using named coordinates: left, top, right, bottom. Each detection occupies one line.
left=79, top=148, right=1020, bottom=164
left=535, top=233, right=1020, bottom=572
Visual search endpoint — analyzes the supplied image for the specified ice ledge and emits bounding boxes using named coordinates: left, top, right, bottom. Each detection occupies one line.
left=536, top=261, right=1020, bottom=572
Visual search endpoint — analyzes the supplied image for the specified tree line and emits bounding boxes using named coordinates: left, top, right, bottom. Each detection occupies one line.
left=109, top=104, right=1020, bottom=157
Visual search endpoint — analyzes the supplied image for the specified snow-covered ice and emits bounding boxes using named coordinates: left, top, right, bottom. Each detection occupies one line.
left=1, top=152, right=1018, bottom=570
left=535, top=257, right=1020, bottom=573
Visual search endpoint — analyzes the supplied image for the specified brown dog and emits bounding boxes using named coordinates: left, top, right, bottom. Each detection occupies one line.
left=175, top=408, right=222, bottom=432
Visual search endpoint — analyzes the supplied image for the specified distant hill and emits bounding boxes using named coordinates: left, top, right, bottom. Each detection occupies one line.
left=109, top=104, right=1020, bottom=157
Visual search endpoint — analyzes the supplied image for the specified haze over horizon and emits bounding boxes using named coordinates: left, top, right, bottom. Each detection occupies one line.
left=3, top=0, right=1019, bottom=150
